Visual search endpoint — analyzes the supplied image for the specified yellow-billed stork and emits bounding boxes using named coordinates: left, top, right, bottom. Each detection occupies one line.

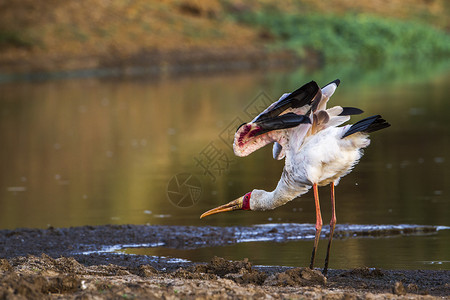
left=200, top=79, right=390, bottom=275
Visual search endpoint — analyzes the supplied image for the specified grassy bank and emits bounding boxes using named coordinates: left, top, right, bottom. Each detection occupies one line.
left=234, top=11, right=450, bottom=64
left=0, top=0, right=449, bottom=75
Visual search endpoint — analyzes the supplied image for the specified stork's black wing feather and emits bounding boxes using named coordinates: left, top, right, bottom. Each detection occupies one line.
left=342, top=115, right=390, bottom=138
left=255, top=113, right=311, bottom=136
left=339, top=107, right=364, bottom=116
left=234, top=112, right=312, bottom=157
left=321, top=79, right=341, bottom=89
left=254, top=81, right=321, bottom=122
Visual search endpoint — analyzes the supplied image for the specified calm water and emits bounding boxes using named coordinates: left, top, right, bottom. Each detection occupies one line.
left=1, top=60, right=449, bottom=269
left=120, top=229, right=450, bottom=270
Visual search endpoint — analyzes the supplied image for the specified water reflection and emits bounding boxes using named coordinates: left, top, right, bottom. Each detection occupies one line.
left=119, top=229, right=450, bottom=270
left=0, top=60, right=449, bottom=268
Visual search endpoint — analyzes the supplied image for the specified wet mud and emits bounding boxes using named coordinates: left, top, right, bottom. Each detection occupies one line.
left=1, top=224, right=449, bottom=299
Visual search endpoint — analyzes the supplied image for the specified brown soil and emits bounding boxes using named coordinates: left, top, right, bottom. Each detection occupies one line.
left=1, top=0, right=448, bottom=78
left=1, top=255, right=449, bottom=299
left=0, top=225, right=449, bottom=299
left=0, top=0, right=293, bottom=77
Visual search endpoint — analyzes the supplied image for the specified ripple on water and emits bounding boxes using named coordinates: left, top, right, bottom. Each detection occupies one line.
left=82, top=223, right=445, bottom=256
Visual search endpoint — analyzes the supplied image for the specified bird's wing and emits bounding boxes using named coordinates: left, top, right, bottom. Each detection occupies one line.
left=305, top=79, right=364, bottom=137
left=233, top=113, right=312, bottom=157
left=342, top=115, right=390, bottom=138
left=233, top=81, right=321, bottom=158
left=272, top=142, right=284, bottom=160
left=309, top=106, right=364, bottom=135
left=312, top=79, right=340, bottom=112
left=252, top=81, right=321, bottom=122
left=271, top=79, right=361, bottom=160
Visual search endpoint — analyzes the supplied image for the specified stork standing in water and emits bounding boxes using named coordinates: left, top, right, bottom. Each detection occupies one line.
left=200, top=80, right=390, bottom=275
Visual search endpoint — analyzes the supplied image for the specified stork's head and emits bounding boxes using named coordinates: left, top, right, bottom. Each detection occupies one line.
left=200, top=191, right=252, bottom=218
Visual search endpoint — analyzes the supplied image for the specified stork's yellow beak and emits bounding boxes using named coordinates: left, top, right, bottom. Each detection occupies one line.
left=200, top=197, right=244, bottom=219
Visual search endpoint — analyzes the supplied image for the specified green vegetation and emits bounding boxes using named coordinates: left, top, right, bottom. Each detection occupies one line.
left=1, top=0, right=449, bottom=73
left=235, top=11, right=450, bottom=64
left=0, top=30, right=33, bottom=49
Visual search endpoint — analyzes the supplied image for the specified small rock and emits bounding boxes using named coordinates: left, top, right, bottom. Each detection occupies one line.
left=393, top=281, right=407, bottom=295
left=343, top=292, right=357, bottom=300
left=202, top=256, right=252, bottom=277
left=224, top=267, right=267, bottom=285
left=364, top=293, right=377, bottom=300
left=342, top=267, right=384, bottom=278
left=407, top=283, right=419, bottom=293
left=115, top=269, right=132, bottom=276
left=137, top=265, right=158, bottom=277
left=0, top=259, right=13, bottom=271
left=273, top=267, right=326, bottom=286
left=299, top=268, right=326, bottom=284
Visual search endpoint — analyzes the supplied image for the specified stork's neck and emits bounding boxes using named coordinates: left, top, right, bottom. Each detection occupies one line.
left=251, top=169, right=310, bottom=211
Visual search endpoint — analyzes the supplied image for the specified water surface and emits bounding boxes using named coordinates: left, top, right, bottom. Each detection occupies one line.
left=119, top=227, right=450, bottom=270
left=0, top=60, right=449, bottom=269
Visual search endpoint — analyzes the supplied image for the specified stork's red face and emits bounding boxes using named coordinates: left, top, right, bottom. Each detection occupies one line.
left=200, top=192, right=251, bottom=219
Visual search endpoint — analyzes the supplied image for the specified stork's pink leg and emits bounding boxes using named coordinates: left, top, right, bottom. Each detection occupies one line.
left=323, top=182, right=336, bottom=275
left=309, top=183, right=322, bottom=269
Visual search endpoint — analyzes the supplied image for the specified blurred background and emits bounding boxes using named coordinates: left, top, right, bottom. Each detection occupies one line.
left=0, top=0, right=449, bottom=269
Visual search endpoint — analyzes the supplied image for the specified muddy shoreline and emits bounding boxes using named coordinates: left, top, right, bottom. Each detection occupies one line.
left=0, top=223, right=441, bottom=268
left=1, top=224, right=449, bottom=298
left=0, top=47, right=305, bottom=83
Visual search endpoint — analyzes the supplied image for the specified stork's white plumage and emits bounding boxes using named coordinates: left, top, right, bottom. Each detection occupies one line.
left=200, top=79, right=390, bottom=275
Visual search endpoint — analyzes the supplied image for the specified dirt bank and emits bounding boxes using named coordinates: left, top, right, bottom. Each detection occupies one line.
left=0, top=46, right=302, bottom=81
left=0, top=224, right=449, bottom=299
left=0, top=224, right=441, bottom=268
left=1, top=0, right=448, bottom=79
left=0, top=0, right=297, bottom=79
left=1, top=255, right=449, bottom=299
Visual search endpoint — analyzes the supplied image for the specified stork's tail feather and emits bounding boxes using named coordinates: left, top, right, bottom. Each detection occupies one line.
left=339, top=107, right=364, bottom=116
left=342, top=115, right=390, bottom=138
